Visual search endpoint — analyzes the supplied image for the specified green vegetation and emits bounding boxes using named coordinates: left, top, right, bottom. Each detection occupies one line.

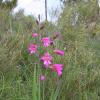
left=0, top=0, right=100, bottom=100
left=0, top=0, right=17, bottom=10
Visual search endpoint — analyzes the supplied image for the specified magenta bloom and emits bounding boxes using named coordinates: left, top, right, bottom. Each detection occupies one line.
left=51, top=64, right=63, bottom=76
left=54, top=49, right=64, bottom=56
left=41, top=37, right=51, bottom=47
left=40, top=75, right=46, bottom=81
left=41, top=52, right=52, bottom=68
left=28, top=43, right=37, bottom=54
left=32, top=33, right=38, bottom=37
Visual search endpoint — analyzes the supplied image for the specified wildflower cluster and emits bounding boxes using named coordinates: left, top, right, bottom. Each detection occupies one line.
left=28, top=32, right=64, bottom=80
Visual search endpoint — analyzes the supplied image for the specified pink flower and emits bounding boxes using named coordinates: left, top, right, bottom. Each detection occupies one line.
left=41, top=52, right=52, bottom=68
left=41, top=37, right=51, bottom=47
left=32, top=33, right=38, bottom=37
left=53, top=49, right=64, bottom=56
left=39, top=74, right=46, bottom=81
left=51, top=64, right=63, bottom=76
left=28, top=43, right=37, bottom=54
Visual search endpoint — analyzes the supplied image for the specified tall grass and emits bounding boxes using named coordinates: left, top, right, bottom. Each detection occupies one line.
left=0, top=9, right=100, bottom=100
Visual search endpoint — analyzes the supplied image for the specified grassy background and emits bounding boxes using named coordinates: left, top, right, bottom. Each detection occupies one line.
left=0, top=8, right=100, bottom=100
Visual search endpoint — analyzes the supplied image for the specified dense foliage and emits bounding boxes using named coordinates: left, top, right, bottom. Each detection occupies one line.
left=0, top=0, right=100, bottom=100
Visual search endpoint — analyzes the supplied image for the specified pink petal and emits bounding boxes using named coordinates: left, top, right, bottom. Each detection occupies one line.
left=32, top=33, right=38, bottom=37
left=41, top=52, right=53, bottom=68
left=44, top=61, right=51, bottom=67
left=54, top=50, right=64, bottom=56
left=57, top=71, right=62, bottom=76
left=42, top=37, right=51, bottom=47
left=28, top=43, right=37, bottom=54
left=51, top=64, right=63, bottom=77
left=40, top=75, right=46, bottom=81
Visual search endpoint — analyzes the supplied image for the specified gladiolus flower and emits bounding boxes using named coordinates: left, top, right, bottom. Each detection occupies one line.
left=41, top=52, right=52, bottom=68
left=53, top=49, right=64, bottom=56
left=28, top=43, right=37, bottom=54
left=39, top=74, right=46, bottom=81
left=51, top=64, right=63, bottom=76
left=32, top=33, right=38, bottom=37
left=41, top=37, right=51, bottom=47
